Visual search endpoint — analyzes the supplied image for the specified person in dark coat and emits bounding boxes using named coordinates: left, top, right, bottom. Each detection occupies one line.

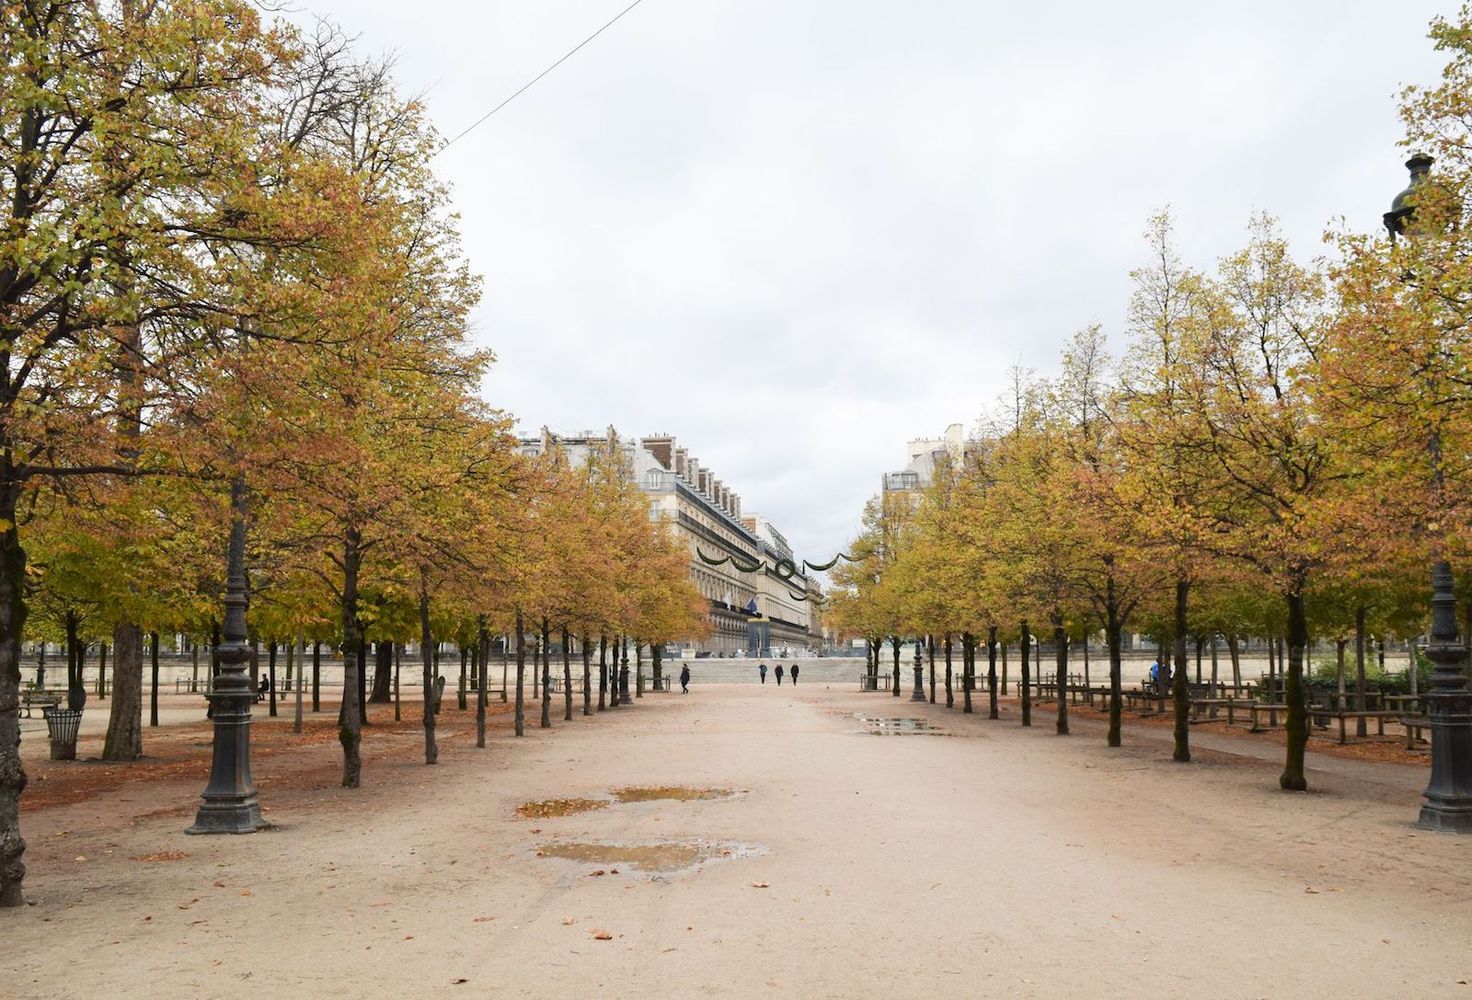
left=759, top=663, right=768, bottom=684
left=790, top=664, right=799, bottom=685
left=680, top=664, right=691, bottom=694
left=775, top=664, right=784, bottom=685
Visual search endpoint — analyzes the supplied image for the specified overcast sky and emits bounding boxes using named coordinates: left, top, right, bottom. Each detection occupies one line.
left=300, top=0, right=1450, bottom=561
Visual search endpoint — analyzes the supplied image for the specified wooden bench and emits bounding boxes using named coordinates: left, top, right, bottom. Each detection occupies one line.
left=1307, top=708, right=1402, bottom=744
left=650, top=675, right=672, bottom=692
left=1189, top=698, right=1235, bottom=722
left=1402, top=714, right=1431, bottom=750
left=1248, top=702, right=1288, bottom=732
left=20, top=688, right=62, bottom=718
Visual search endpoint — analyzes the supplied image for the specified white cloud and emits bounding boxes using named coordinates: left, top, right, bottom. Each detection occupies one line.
left=299, top=0, right=1453, bottom=559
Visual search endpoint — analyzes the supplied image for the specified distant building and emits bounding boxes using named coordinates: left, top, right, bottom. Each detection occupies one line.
left=881, top=423, right=978, bottom=496
left=517, top=428, right=817, bottom=656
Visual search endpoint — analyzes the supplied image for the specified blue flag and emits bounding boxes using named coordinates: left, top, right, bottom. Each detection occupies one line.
left=745, top=597, right=758, bottom=615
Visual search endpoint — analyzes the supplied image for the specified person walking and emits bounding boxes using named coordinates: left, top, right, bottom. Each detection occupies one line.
left=759, top=663, right=768, bottom=684
left=790, top=663, right=799, bottom=685
left=775, top=664, right=784, bottom=686
left=680, top=664, right=691, bottom=694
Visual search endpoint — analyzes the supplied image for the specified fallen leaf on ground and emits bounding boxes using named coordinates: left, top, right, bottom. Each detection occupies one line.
left=132, top=851, right=188, bottom=863
left=473, top=916, right=496, bottom=923
left=451, top=978, right=468, bottom=984
left=562, top=917, right=576, bottom=925
left=751, top=882, right=770, bottom=889
left=591, top=930, right=613, bottom=941
left=239, top=890, right=253, bottom=897
left=589, top=869, right=606, bottom=877
left=609, top=868, right=619, bottom=875
left=404, top=935, right=414, bottom=940
left=1304, top=886, right=1319, bottom=894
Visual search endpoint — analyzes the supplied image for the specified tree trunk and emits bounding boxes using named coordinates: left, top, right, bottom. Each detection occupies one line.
left=420, top=575, right=438, bottom=765
left=1335, top=638, right=1348, bottom=703
left=458, top=645, right=468, bottom=711
left=103, top=623, right=144, bottom=760
left=293, top=638, right=303, bottom=735
left=357, top=641, right=367, bottom=726
left=540, top=618, right=551, bottom=729
left=1355, top=606, right=1368, bottom=739
left=1226, top=633, right=1241, bottom=691
left=1209, top=634, right=1218, bottom=695
left=191, top=642, right=200, bottom=694
left=149, top=631, right=160, bottom=727
left=927, top=633, right=936, bottom=704
left=394, top=641, right=401, bottom=722
left=1082, top=626, right=1091, bottom=690
left=311, top=640, right=321, bottom=714
left=1020, top=620, right=1031, bottom=727
left=1001, top=641, right=1009, bottom=695
left=338, top=526, right=364, bottom=788
left=477, top=620, right=490, bottom=747
left=563, top=627, right=573, bottom=722
left=1106, top=611, right=1123, bottom=748
left=1053, top=617, right=1069, bottom=736
left=64, top=614, right=78, bottom=699
left=581, top=633, right=592, bottom=717
left=960, top=632, right=973, bottom=714
left=987, top=625, right=999, bottom=720
left=0, top=502, right=31, bottom=907
left=943, top=633, right=953, bottom=708
left=890, top=636, right=901, bottom=697
left=1171, top=578, right=1190, bottom=763
left=370, top=640, right=392, bottom=704
left=267, top=640, right=277, bottom=718
left=96, top=639, right=108, bottom=699
left=514, top=609, right=526, bottom=737
left=598, top=634, right=607, bottom=711
left=1280, top=592, right=1310, bottom=791
left=1267, top=632, right=1277, bottom=700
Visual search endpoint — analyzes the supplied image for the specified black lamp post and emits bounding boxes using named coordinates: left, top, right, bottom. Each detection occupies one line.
left=187, top=476, right=266, bottom=834
left=1385, top=154, right=1472, bottom=833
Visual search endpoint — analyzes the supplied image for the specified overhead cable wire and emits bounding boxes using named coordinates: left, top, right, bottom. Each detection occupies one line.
left=438, top=0, right=648, bottom=154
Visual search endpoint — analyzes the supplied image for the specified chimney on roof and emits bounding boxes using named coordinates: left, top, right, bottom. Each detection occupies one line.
left=674, top=448, right=688, bottom=478
left=642, top=435, right=674, bottom=470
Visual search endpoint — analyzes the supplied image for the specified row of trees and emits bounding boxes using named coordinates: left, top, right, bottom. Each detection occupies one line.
left=828, top=6, right=1472, bottom=793
left=1, top=3, right=705, bottom=909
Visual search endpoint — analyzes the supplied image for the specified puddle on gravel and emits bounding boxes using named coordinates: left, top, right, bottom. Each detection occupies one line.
left=516, top=797, right=610, bottom=819
left=854, top=714, right=947, bottom=735
left=611, top=786, right=739, bottom=803
left=536, top=840, right=764, bottom=874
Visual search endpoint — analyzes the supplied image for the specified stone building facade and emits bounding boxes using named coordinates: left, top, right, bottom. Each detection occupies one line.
left=517, top=429, right=818, bottom=655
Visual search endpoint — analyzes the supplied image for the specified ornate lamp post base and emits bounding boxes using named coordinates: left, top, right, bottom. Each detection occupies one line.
left=1419, top=691, right=1472, bottom=832
left=188, top=477, right=267, bottom=836
left=618, top=655, right=633, bottom=705
left=187, top=682, right=267, bottom=835
left=1418, top=561, right=1472, bottom=833
left=911, top=645, right=926, bottom=702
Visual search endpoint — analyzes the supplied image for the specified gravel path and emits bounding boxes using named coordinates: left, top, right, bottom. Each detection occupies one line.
left=7, top=684, right=1471, bottom=998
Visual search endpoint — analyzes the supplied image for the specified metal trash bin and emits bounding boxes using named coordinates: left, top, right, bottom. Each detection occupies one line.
left=42, top=706, right=82, bottom=761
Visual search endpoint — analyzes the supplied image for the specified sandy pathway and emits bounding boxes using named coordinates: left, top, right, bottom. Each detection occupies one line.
left=6, top=685, right=1471, bottom=999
